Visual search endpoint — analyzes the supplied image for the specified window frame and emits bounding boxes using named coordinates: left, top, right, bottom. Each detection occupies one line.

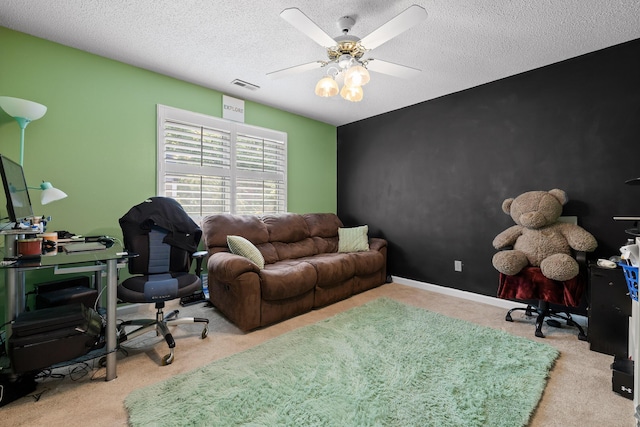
left=157, top=104, right=287, bottom=221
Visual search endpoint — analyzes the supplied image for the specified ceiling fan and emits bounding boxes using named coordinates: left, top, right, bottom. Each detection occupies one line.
left=267, top=5, right=428, bottom=102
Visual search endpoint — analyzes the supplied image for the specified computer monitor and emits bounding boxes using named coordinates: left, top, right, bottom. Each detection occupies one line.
left=0, top=154, right=34, bottom=226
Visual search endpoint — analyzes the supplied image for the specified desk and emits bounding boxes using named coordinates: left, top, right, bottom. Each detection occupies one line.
left=2, top=231, right=126, bottom=381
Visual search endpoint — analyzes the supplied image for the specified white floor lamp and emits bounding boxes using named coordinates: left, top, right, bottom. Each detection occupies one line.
left=0, top=96, right=67, bottom=205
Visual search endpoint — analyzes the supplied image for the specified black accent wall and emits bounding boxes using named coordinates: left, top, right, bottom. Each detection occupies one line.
left=337, top=38, right=640, bottom=298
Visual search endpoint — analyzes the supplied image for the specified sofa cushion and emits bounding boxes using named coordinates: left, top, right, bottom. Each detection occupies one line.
left=303, top=213, right=342, bottom=238
left=312, top=236, right=339, bottom=254
left=262, top=213, right=310, bottom=243
left=256, top=242, right=279, bottom=264
left=202, top=214, right=268, bottom=248
left=259, top=260, right=317, bottom=301
left=227, top=235, right=265, bottom=269
left=273, top=238, right=317, bottom=260
left=302, top=253, right=356, bottom=286
left=348, top=250, right=385, bottom=276
left=338, top=225, right=370, bottom=252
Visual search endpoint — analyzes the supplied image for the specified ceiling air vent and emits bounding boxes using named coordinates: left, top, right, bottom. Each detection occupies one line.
left=231, top=79, right=260, bottom=91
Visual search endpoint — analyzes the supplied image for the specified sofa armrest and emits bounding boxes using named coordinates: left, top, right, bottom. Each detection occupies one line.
left=369, top=237, right=387, bottom=252
left=207, top=252, right=261, bottom=282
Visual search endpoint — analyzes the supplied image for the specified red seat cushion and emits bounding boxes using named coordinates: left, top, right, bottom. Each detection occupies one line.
left=497, top=266, right=585, bottom=307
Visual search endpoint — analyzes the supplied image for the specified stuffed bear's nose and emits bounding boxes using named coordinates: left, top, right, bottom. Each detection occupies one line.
left=520, top=211, right=546, bottom=228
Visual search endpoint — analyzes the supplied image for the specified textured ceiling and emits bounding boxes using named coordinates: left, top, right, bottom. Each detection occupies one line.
left=1, top=1, right=639, bottom=126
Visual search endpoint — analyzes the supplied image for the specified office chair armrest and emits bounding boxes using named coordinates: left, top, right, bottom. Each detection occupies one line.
left=574, top=251, right=587, bottom=268
left=192, top=250, right=208, bottom=277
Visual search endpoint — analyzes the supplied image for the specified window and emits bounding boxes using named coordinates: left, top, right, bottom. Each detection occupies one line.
left=157, top=105, right=287, bottom=219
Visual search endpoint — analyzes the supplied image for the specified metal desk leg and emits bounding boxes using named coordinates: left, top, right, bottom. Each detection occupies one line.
left=3, top=233, right=19, bottom=353
left=105, top=258, right=118, bottom=381
left=4, top=268, right=26, bottom=356
left=4, top=268, right=16, bottom=354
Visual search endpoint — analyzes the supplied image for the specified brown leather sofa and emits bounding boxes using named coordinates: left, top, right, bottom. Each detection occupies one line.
left=201, top=213, right=387, bottom=331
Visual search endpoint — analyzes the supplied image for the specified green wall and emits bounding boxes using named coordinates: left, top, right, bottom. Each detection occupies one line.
left=0, top=27, right=336, bottom=322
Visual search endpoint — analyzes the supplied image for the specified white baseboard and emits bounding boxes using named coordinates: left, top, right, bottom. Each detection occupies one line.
left=392, top=275, right=588, bottom=327
left=392, top=275, right=527, bottom=310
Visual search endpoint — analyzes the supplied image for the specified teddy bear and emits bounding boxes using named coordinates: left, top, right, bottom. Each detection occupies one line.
left=492, top=189, right=597, bottom=281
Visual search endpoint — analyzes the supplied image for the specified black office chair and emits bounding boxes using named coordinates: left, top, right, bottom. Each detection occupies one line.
left=497, top=252, right=588, bottom=340
left=117, top=197, right=209, bottom=365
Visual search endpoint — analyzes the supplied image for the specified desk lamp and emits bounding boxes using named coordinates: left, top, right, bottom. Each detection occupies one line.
left=0, top=96, right=67, bottom=205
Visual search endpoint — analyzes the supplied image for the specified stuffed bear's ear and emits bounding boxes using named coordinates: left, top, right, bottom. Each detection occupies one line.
left=548, top=188, right=568, bottom=205
left=501, top=198, right=514, bottom=214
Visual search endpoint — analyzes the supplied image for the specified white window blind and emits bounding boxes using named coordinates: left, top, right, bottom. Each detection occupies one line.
left=157, top=105, right=287, bottom=219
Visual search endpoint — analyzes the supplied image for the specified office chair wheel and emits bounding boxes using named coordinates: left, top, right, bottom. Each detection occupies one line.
left=201, top=327, right=208, bottom=339
left=505, top=313, right=513, bottom=322
left=535, top=329, right=545, bottom=338
left=162, top=353, right=174, bottom=365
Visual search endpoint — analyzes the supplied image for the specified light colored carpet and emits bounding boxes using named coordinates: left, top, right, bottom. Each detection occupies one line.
left=0, top=283, right=634, bottom=426
left=125, top=298, right=559, bottom=426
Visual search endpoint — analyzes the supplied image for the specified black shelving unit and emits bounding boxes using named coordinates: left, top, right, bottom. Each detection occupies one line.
left=588, top=264, right=632, bottom=357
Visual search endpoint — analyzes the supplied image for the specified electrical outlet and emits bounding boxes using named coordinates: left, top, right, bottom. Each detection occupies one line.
left=454, top=260, right=463, bottom=272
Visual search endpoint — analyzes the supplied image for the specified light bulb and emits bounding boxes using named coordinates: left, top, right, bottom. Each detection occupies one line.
left=337, top=54, right=353, bottom=70
left=340, top=85, right=364, bottom=102
left=344, top=65, right=370, bottom=87
left=314, top=77, right=339, bottom=97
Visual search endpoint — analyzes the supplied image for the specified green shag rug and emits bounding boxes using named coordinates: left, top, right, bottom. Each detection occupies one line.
left=125, top=298, right=558, bottom=427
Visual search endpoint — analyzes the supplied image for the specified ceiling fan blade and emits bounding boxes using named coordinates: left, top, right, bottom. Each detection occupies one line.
left=280, top=8, right=336, bottom=48
left=267, top=61, right=324, bottom=79
left=359, top=5, right=428, bottom=50
left=366, top=59, right=421, bottom=79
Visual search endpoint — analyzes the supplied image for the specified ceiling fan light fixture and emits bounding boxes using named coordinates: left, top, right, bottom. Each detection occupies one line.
left=340, top=84, right=363, bottom=102
left=344, top=64, right=370, bottom=87
left=337, top=54, right=354, bottom=69
left=315, top=76, right=339, bottom=97
left=274, top=6, right=428, bottom=103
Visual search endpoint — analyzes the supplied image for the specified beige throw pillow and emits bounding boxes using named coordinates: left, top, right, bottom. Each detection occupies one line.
left=227, top=235, right=265, bottom=269
left=338, top=225, right=370, bottom=253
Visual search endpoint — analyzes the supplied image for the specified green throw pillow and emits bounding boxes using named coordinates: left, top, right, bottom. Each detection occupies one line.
left=338, top=225, right=370, bottom=253
left=227, top=235, right=265, bottom=269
